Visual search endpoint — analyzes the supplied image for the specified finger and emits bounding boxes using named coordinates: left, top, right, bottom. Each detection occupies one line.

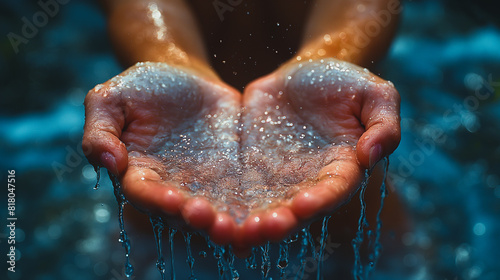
left=121, top=165, right=186, bottom=216
left=292, top=150, right=363, bottom=220
left=82, top=86, right=128, bottom=176
left=357, top=80, right=401, bottom=169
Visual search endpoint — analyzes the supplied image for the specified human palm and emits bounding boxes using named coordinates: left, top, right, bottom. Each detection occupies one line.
left=83, top=59, right=400, bottom=253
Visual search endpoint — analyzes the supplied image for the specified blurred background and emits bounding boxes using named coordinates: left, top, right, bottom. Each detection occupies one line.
left=1, top=0, right=499, bottom=279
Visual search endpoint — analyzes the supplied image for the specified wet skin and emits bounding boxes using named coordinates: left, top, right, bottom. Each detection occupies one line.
left=83, top=58, right=400, bottom=255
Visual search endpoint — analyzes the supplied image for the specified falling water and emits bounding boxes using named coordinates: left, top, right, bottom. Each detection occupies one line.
left=212, top=244, right=226, bottom=279
left=367, top=157, right=389, bottom=273
left=295, top=226, right=311, bottom=280
left=277, top=238, right=290, bottom=278
left=98, top=157, right=389, bottom=279
left=93, top=165, right=100, bottom=190
left=352, top=169, right=370, bottom=279
left=183, top=232, right=196, bottom=279
left=109, top=173, right=134, bottom=278
left=316, top=215, right=331, bottom=280
left=169, top=228, right=177, bottom=280
left=150, top=216, right=167, bottom=280
left=351, top=158, right=390, bottom=279
left=246, top=247, right=258, bottom=270
left=227, top=247, right=240, bottom=280
left=260, top=242, right=271, bottom=279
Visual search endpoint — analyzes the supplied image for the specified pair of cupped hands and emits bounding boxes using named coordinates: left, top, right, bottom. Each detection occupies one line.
left=82, top=58, right=400, bottom=256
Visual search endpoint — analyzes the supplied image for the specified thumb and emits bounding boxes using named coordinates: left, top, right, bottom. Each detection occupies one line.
left=82, top=86, right=128, bottom=176
left=356, top=80, right=401, bottom=169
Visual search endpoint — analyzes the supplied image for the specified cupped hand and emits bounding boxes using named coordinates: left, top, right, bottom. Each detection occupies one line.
left=82, top=59, right=400, bottom=255
left=232, top=58, right=400, bottom=253
left=83, top=62, right=242, bottom=231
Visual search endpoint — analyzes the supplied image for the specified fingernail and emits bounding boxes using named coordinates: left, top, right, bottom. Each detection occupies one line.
left=100, top=152, right=118, bottom=175
left=369, top=144, right=382, bottom=169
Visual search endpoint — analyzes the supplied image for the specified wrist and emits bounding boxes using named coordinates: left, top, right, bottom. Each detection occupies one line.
left=296, top=30, right=367, bottom=66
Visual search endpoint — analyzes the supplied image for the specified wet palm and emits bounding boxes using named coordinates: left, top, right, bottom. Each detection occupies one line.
left=83, top=59, right=400, bottom=252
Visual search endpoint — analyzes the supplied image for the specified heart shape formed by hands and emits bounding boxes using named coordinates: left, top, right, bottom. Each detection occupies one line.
left=83, top=58, right=400, bottom=253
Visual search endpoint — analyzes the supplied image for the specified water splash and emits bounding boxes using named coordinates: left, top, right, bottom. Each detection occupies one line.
left=109, top=173, right=134, bottom=278
left=183, top=232, right=196, bottom=279
left=93, top=165, right=100, bottom=190
left=169, top=227, right=177, bottom=280
left=150, top=216, right=166, bottom=279
left=316, top=215, right=331, bottom=280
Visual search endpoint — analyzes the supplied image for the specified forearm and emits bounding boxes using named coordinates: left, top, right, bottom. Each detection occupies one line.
left=296, top=0, right=401, bottom=67
left=101, top=0, right=217, bottom=78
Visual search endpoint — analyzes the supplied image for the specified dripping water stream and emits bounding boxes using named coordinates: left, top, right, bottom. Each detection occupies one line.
left=260, top=242, right=271, bottom=279
left=150, top=216, right=167, bottom=279
left=94, top=165, right=100, bottom=190
left=94, top=157, right=389, bottom=279
left=277, top=238, right=290, bottom=278
left=368, top=157, right=389, bottom=273
left=295, top=227, right=311, bottom=280
left=352, top=157, right=390, bottom=280
left=183, top=232, right=196, bottom=279
left=169, top=228, right=177, bottom=280
left=316, top=216, right=331, bottom=280
left=109, top=173, right=134, bottom=278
